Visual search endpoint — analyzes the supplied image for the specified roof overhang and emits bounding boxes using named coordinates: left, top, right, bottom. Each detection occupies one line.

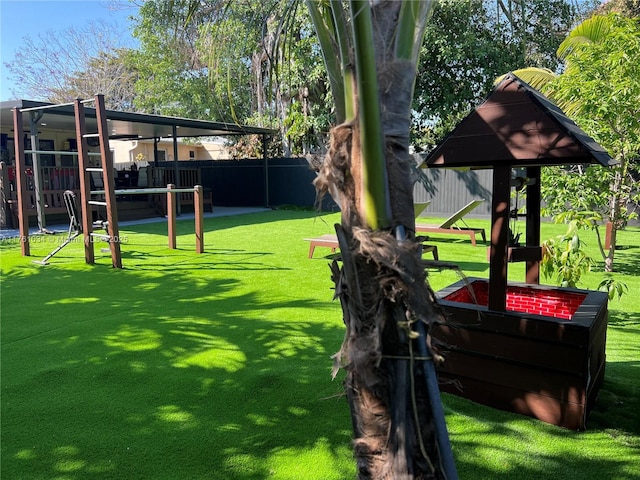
left=423, top=73, right=616, bottom=169
left=0, top=99, right=276, bottom=140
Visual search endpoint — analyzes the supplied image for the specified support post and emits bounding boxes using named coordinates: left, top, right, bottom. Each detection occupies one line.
left=167, top=184, right=176, bottom=249
left=12, top=108, right=30, bottom=256
left=74, top=99, right=95, bottom=265
left=489, top=166, right=511, bottom=311
left=95, top=94, right=122, bottom=269
left=262, top=134, right=269, bottom=208
left=525, top=166, right=541, bottom=284
left=194, top=185, right=204, bottom=253
left=172, top=127, right=180, bottom=215
left=0, top=162, right=7, bottom=229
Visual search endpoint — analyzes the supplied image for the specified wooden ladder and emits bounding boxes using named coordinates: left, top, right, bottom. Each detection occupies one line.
left=75, top=95, right=122, bottom=268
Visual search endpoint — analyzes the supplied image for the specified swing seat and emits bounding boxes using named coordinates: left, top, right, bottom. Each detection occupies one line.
left=32, top=190, right=82, bottom=265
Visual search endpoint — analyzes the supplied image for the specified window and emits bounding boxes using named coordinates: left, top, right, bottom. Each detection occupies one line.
left=189, top=150, right=195, bottom=159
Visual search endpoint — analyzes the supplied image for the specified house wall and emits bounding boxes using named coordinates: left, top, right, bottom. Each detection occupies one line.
left=0, top=128, right=103, bottom=167
left=110, top=139, right=229, bottom=168
left=0, top=123, right=230, bottom=170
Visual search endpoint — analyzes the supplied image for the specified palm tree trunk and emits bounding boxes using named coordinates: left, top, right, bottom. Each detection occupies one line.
left=319, top=35, right=454, bottom=480
left=331, top=220, right=449, bottom=479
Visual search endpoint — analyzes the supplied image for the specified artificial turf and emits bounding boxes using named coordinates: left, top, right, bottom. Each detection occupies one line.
left=1, top=209, right=638, bottom=479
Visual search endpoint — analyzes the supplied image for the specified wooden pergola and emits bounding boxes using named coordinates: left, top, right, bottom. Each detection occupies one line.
left=424, top=73, right=615, bottom=311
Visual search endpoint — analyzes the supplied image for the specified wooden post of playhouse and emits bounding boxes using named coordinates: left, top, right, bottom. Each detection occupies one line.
left=525, top=166, right=541, bottom=284
left=488, top=165, right=511, bottom=311
left=12, top=108, right=30, bottom=256
left=194, top=185, right=204, bottom=254
left=167, top=184, right=176, bottom=249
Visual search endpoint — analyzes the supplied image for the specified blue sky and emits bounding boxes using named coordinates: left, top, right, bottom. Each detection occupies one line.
left=0, top=0, right=138, bottom=101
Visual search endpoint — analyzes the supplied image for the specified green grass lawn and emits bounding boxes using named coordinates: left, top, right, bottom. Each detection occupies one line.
left=1, top=209, right=639, bottom=479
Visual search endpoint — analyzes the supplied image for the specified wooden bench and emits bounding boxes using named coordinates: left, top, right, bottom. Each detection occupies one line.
left=304, top=234, right=439, bottom=260
left=304, top=234, right=341, bottom=258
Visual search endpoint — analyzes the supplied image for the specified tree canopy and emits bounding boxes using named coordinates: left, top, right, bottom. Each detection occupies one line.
left=542, top=13, right=640, bottom=271
left=3, top=21, right=137, bottom=110
left=129, top=0, right=227, bottom=119
left=412, top=0, right=593, bottom=151
left=3, top=0, right=600, bottom=158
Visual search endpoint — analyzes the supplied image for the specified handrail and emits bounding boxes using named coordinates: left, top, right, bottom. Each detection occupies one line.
left=91, top=187, right=199, bottom=195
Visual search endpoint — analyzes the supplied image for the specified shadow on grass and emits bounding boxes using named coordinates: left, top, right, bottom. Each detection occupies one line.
left=2, top=211, right=638, bottom=480
left=608, top=309, right=640, bottom=328
left=119, top=248, right=290, bottom=272
left=124, top=209, right=336, bottom=237
left=429, top=260, right=489, bottom=274
left=445, top=389, right=639, bottom=480
left=610, top=249, right=640, bottom=276
left=1, top=261, right=353, bottom=480
left=589, top=363, right=640, bottom=437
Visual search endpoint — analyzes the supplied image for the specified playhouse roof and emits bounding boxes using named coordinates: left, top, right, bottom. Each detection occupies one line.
left=0, top=99, right=275, bottom=141
left=424, top=73, right=615, bottom=169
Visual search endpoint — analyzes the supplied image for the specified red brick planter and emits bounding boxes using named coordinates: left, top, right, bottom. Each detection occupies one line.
left=432, top=278, right=608, bottom=430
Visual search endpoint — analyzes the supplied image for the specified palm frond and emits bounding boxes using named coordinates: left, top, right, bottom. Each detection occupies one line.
left=557, top=15, right=614, bottom=60
left=494, top=67, right=556, bottom=91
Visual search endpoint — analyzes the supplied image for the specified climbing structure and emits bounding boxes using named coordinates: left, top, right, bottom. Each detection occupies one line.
left=12, top=95, right=122, bottom=268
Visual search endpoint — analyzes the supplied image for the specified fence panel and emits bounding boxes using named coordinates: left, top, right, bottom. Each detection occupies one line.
left=156, top=159, right=494, bottom=216
left=413, top=167, right=493, bottom=218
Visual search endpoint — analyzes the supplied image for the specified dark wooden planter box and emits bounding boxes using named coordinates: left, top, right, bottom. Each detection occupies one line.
left=432, top=278, right=608, bottom=430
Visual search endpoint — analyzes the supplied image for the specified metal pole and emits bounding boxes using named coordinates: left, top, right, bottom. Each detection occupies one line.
left=91, top=187, right=197, bottom=195
left=19, top=101, right=78, bottom=113
left=194, top=185, right=204, bottom=254
left=167, top=183, right=176, bottom=249
left=172, top=126, right=181, bottom=215
left=29, top=111, right=47, bottom=232
left=153, top=138, right=159, bottom=166
left=262, top=134, right=269, bottom=208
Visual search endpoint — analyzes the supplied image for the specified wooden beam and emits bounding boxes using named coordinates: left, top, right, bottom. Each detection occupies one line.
left=167, top=184, right=176, bottom=249
left=525, top=166, right=541, bottom=284
left=489, top=166, right=511, bottom=311
left=74, top=99, right=95, bottom=265
left=12, top=108, right=30, bottom=256
left=194, top=185, right=204, bottom=254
